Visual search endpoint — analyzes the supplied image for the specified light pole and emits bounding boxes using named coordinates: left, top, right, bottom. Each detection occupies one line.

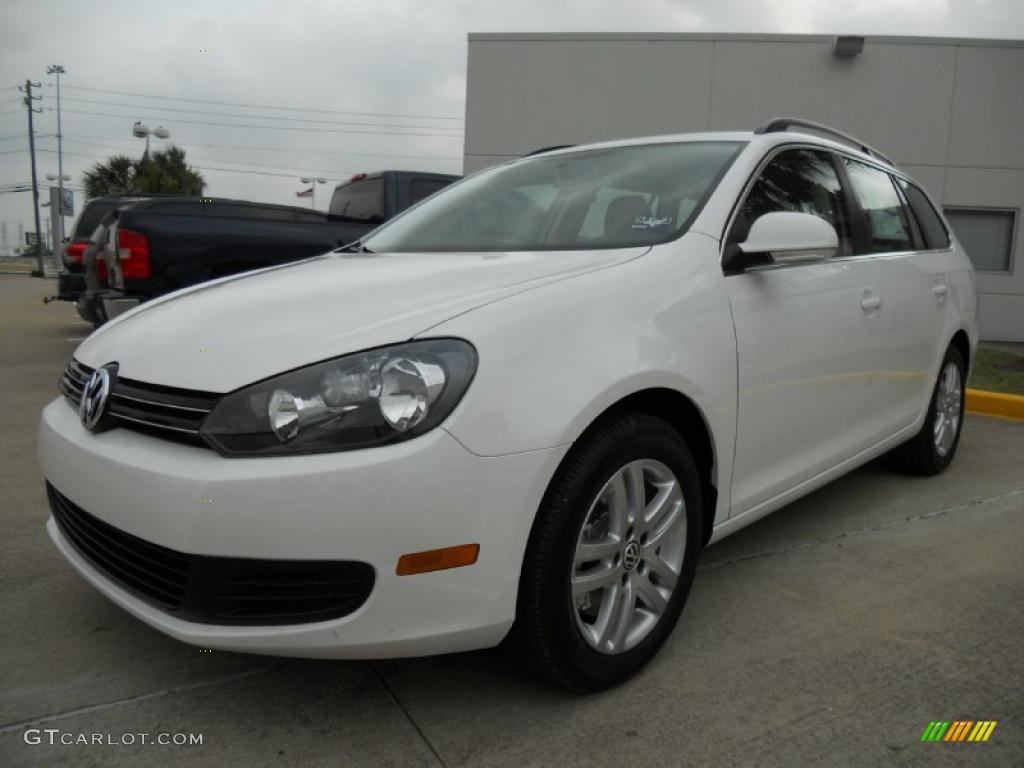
left=132, top=122, right=170, bottom=158
left=299, top=177, right=327, bottom=210
left=46, top=65, right=66, bottom=245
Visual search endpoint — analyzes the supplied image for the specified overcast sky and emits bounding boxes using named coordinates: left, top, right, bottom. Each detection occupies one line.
left=1, top=0, right=1022, bottom=245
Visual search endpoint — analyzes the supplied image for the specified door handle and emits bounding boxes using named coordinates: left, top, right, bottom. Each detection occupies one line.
left=860, top=296, right=882, bottom=312
left=932, top=283, right=948, bottom=298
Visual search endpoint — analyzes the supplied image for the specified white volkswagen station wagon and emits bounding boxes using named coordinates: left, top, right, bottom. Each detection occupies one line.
left=40, top=119, right=977, bottom=690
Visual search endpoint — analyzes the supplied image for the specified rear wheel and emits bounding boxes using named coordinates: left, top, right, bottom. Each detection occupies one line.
left=896, top=344, right=966, bottom=475
left=510, top=412, right=703, bottom=691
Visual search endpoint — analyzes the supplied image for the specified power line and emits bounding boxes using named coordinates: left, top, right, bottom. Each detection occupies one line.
left=56, top=135, right=461, bottom=162
left=48, top=96, right=463, bottom=132
left=44, top=145, right=349, bottom=177
left=0, top=109, right=24, bottom=118
left=53, top=108, right=464, bottom=138
left=58, top=84, right=463, bottom=121
left=37, top=148, right=357, bottom=181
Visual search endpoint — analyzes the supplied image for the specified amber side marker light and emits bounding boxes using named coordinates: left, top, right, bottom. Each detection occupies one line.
left=396, top=544, right=480, bottom=576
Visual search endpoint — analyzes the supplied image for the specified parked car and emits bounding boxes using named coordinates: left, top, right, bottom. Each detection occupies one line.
left=327, top=170, right=458, bottom=239
left=40, top=120, right=977, bottom=690
left=77, top=171, right=459, bottom=324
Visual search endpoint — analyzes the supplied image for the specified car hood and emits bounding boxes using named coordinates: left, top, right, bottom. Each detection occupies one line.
left=76, top=248, right=647, bottom=391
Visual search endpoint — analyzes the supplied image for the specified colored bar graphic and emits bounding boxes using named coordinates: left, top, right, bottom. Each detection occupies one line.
left=950, top=721, right=973, bottom=741
left=921, top=720, right=996, bottom=743
left=921, top=721, right=950, bottom=742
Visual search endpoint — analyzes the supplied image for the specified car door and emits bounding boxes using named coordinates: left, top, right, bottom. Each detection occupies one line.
left=841, top=160, right=944, bottom=435
left=723, top=147, right=882, bottom=516
left=894, top=176, right=958, bottom=425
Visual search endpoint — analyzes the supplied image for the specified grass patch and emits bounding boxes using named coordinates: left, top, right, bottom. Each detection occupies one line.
left=968, top=347, right=1024, bottom=395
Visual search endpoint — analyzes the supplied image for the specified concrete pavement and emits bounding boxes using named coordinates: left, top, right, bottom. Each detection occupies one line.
left=1, top=275, right=1021, bottom=767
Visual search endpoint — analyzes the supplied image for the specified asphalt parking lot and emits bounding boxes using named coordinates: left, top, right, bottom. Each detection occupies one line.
left=1, top=275, right=1022, bottom=767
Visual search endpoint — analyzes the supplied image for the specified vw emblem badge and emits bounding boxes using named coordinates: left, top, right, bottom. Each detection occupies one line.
left=79, top=365, right=114, bottom=431
left=622, top=541, right=641, bottom=572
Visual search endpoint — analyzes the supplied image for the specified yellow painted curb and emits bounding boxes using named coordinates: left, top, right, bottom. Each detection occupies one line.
left=965, top=388, right=1024, bottom=421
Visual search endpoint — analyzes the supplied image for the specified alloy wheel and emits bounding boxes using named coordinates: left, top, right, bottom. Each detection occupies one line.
left=571, top=459, right=687, bottom=654
left=933, top=361, right=963, bottom=458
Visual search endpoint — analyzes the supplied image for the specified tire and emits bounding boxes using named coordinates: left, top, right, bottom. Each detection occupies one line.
left=509, top=411, right=703, bottom=691
left=895, top=344, right=966, bottom=475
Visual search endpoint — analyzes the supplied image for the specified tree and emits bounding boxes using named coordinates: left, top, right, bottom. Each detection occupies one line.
left=82, top=154, right=137, bottom=198
left=134, top=146, right=205, bottom=195
left=82, top=146, right=205, bottom=198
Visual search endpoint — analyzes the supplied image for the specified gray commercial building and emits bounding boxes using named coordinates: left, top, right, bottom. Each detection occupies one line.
left=463, top=33, right=1024, bottom=341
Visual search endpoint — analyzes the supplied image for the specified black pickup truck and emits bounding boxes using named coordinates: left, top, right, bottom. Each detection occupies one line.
left=77, top=170, right=458, bottom=324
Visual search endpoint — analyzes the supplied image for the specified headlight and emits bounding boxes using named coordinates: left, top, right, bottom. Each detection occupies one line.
left=201, top=339, right=477, bottom=456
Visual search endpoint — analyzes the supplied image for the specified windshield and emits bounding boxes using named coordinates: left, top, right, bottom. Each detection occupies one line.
left=363, top=141, right=744, bottom=253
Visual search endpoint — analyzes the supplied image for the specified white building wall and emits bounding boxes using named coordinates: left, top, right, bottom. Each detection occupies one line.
left=464, top=33, right=1024, bottom=341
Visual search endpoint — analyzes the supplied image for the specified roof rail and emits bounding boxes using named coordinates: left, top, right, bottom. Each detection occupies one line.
left=754, top=117, right=895, bottom=166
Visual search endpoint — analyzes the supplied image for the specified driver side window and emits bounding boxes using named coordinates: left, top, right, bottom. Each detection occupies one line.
left=733, top=149, right=853, bottom=257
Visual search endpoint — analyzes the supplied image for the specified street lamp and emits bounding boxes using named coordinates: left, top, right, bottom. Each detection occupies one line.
left=46, top=65, right=67, bottom=246
left=132, top=122, right=170, bottom=157
left=299, top=177, right=327, bottom=210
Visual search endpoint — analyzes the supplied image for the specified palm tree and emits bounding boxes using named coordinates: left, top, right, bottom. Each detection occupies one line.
left=133, top=146, right=205, bottom=195
left=82, top=146, right=205, bottom=198
left=82, top=155, right=138, bottom=198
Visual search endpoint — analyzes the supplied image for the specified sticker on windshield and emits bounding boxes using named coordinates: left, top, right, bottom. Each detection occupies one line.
left=632, top=216, right=673, bottom=230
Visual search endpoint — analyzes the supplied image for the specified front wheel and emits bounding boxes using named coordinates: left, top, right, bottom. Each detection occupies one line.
left=896, top=344, right=966, bottom=475
left=509, top=412, right=703, bottom=691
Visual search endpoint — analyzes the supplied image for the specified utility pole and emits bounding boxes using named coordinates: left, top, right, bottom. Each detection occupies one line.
left=19, top=79, right=43, bottom=276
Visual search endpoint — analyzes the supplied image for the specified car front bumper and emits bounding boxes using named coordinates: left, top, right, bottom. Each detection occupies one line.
left=39, top=396, right=565, bottom=658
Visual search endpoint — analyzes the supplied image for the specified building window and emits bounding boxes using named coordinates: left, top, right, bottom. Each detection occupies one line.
left=944, top=208, right=1017, bottom=273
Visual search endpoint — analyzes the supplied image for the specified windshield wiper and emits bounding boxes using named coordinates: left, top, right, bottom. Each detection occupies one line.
left=336, top=241, right=374, bottom=253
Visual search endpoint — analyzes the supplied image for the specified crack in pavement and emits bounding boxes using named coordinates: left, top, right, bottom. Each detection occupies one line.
left=0, top=664, right=279, bottom=734
left=699, top=488, right=1024, bottom=573
left=369, top=662, right=448, bottom=768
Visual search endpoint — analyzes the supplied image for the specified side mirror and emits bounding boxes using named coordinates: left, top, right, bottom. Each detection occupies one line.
left=728, top=212, right=839, bottom=272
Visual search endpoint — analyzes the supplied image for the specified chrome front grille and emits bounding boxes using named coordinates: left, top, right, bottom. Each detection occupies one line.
left=59, top=359, right=220, bottom=447
left=59, top=358, right=92, bottom=405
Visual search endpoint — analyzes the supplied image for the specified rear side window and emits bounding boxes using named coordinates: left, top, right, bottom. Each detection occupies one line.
left=329, top=178, right=384, bottom=223
left=73, top=201, right=117, bottom=239
left=734, top=149, right=853, bottom=256
left=408, top=178, right=451, bottom=205
left=844, top=160, right=913, bottom=254
left=896, top=179, right=950, bottom=250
